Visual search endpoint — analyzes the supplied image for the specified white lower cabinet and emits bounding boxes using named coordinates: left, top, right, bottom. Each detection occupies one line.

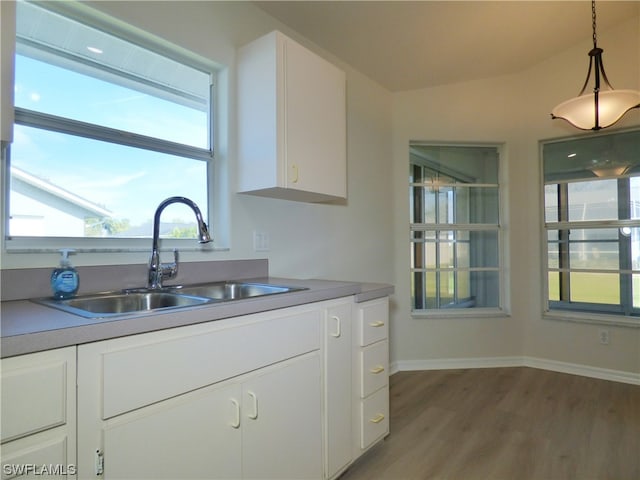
left=97, top=354, right=321, bottom=480
left=18, top=295, right=391, bottom=480
left=102, top=381, right=242, bottom=479
left=242, top=354, right=322, bottom=479
left=77, top=305, right=323, bottom=479
left=323, top=300, right=353, bottom=479
left=352, top=297, right=390, bottom=456
left=0, top=347, right=77, bottom=480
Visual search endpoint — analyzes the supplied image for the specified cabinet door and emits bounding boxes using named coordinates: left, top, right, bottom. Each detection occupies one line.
left=324, top=302, right=353, bottom=478
left=1, top=347, right=76, bottom=480
left=283, top=36, right=346, bottom=199
left=1, top=434, right=74, bottom=480
left=102, top=382, right=242, bottom=480
left=242, top=353, right=322, bottom=479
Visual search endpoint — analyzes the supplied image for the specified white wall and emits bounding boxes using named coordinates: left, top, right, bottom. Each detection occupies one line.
left=391, top=15, right=640, bottom=376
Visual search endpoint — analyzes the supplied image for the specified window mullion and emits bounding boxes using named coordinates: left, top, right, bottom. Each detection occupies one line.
left=618, top=178, right=633, bottom=315
left=412, top=164, right=425, bottom=309
left=557, top=183, right=571, bottom=302
left=434, top=189, right=441, bottom=308
left=15, top=108, right=213, bottom=162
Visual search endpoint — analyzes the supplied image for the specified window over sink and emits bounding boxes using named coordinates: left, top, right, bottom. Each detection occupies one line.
left=5, top=0, right=217, bottom=250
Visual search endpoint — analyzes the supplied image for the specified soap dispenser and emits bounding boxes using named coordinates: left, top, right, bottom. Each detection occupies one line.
left=51, top=249, right=79, bottom=299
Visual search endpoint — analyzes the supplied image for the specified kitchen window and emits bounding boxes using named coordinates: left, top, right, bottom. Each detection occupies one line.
left=5, top=1, right=216, bottom=249
left=542, top=128, right=640, bottom=324
left=410, top=143, right=504, bottom=315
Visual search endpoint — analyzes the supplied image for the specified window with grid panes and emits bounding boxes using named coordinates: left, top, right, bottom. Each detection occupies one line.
left=6, top=0, right=214, bottom=247
left=410, top=144, right=503, bottom=313
left=542, top=128, right=640, bottom=321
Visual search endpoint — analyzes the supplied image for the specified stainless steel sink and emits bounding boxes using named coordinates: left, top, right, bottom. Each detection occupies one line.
left=34, top=291, right=212, bottom=318
left=34, top=282, right=306, bottom=319
left=167, top=282, right=306, bottom=301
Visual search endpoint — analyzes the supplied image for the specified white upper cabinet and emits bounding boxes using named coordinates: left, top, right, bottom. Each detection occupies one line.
left=237, top=31, right=347, bottom=203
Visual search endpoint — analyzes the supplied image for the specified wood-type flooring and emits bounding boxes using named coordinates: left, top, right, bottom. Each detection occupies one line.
left=340, top=367, right=640, bottom=480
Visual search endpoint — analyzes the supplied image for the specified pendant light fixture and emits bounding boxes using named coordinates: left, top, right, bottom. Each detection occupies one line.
left=551, top=0, right=640, bottom=131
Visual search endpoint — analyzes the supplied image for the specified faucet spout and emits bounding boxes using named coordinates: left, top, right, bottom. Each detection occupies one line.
left=148, top=196, right=212, bottom=289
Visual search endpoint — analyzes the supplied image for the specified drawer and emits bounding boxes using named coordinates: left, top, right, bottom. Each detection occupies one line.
left=101, top=308, right=321, bottom=419
left=356, top=297, right=388, bottom=347
left=360, top=386, right=389, bottom=450
left=1, top=348, right=74, bottom=443
left=359, top=341, right=388, bottom=398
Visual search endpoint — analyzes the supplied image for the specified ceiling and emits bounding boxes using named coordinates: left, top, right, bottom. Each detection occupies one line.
left=254, top=1, right=640, bottom=92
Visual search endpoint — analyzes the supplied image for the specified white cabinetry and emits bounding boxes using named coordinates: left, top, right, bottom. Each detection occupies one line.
left=238, top=30, right=346, bottom=203
left=101, top=381, right=241, bottom=479
left=323, top=300, right=352, bottom=479
left=1, top=347, right=76, bottom=479
left=3, top=293, right=390, bottom=479
left=77, top=306, right=322, bottom=479
left=352, top=297, right=389, bottom=456
left=241, top=354, right=321, bottom=478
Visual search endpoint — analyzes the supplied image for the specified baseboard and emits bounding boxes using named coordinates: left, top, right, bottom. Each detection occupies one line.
left=521, top=357, right=640, bottom=385
left=391, top=356, right=640, bottom=385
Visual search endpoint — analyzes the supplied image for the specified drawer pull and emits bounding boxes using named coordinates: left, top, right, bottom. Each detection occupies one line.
left=369, top=365, right=385, bottom=374
left=369, top=321, right=385, bottom=327
left=230, top=398, right=240, bottom=428
left=369, top=413, right=385, bottom=424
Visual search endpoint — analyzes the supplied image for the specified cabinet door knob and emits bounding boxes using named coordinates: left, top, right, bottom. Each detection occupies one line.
left=369, top=413, right=385, bottom=424
left=369, top=365, right=385, bottom=374
left=330, top=315, right=341, bottom=338
left=369, top=321, right=385, bottom=327
left=230, top=398, right=241, bottom=428
left=247, top=391, right=258, bottom=420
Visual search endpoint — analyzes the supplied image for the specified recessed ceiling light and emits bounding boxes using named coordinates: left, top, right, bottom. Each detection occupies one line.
left=87, top=46, right=103, bottom=54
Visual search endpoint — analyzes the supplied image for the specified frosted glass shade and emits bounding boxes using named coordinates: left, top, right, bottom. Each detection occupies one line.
left=551, top=89, right=640, bottom=130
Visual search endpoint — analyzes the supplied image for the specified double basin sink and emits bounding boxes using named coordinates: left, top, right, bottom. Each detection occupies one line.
left=35, top=282, right=307, bottom=319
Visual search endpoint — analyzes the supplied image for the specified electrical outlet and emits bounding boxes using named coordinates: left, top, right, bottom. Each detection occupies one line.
left=253, top=231, right=270, bottom=252
left=599, top=329, right=610, bottom=345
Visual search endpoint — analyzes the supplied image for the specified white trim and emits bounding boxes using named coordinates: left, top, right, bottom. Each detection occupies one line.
left=542, top=310, right=640, bottom=328
left=522, top=356, right=640, bottom=386
left=391, top=356, right=522, bottom=374
left=391, top=356, right=640, bottom=385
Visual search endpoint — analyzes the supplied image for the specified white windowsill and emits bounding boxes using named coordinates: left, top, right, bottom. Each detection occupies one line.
left=543, top=310, right=640, bottom=328
left=412, top=308, right=510, bottom=319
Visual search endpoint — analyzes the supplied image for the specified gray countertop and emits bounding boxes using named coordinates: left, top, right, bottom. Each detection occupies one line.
left=1, top=277, right=393, bottom=358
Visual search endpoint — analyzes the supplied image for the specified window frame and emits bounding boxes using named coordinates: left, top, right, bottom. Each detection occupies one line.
left=3, top=0, right=223, bottom=254
left=540, top=127, right=640, bottom=327
left=409, top=141, right=508, bottom=318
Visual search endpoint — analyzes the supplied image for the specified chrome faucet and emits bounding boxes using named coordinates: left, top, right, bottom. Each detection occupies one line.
left=148, top=196, right=212, bottom=289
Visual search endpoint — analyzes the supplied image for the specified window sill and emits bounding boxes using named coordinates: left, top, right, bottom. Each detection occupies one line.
left=4, top=236, right=229, bottom=254
left=543, top=310, right=640, bottom=328
left=412, top=308, right=509, bottom=320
